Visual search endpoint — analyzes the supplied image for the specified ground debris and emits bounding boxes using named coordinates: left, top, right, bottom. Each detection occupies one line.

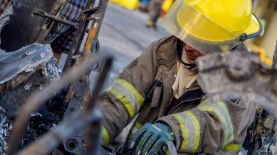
left=0, top=107, right=11, bottom=155
left=0, top=52, right=66, bottom=154
left=43, top=57, right=62, bottom=81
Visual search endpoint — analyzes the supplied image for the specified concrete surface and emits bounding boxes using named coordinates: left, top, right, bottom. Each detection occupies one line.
left=98, top=3, right=168, bottom=84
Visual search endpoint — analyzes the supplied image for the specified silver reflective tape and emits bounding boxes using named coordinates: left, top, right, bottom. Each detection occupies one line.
left=200, top=102, right=233, bottom=145
left=180, top=113, right=195, bottom=151
left=112, top=83, right=140, bottom=112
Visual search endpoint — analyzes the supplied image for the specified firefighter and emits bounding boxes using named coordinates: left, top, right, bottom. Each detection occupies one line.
left=99, top=0, right=263, bottom=154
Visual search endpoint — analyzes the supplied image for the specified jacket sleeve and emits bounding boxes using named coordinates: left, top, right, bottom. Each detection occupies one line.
left=159, top=98, right=257, bottom=154
left=98, top=38, right=169, bottom=145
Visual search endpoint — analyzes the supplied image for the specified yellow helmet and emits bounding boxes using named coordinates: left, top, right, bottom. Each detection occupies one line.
left=161, top=0, right=263, bottom=53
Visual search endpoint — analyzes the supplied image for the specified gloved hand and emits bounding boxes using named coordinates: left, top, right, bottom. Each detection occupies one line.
left=128, top=122, right=174, bottom=155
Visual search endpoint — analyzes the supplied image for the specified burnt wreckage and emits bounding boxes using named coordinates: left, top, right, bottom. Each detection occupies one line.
left=0, top=0, right=277, bottom=155
left=0, top=0, right=111, bottom=154
left=0, top=0, right=65, bottom=154
left=196, top=46, right=277, bottom=154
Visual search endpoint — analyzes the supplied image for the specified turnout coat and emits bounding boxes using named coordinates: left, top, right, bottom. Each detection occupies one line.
left=98, top=36, right=256, bottom=154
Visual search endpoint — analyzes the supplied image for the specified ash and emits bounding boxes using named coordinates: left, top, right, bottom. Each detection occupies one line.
left=0, top=56, right=67, bottom=153
left=42, top=57, right=62, bottom=81
left=0, top=107, right=12, bottom=155
left=255, top=133, right=277, bottom=155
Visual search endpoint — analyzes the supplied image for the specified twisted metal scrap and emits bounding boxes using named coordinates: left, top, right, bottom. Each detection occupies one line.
left=7, top=53, right=107, bottom=155
left=16, top=56, right=112, bottom=155
left=5, top=0, right=110, bottom=154
left=0, top=44, right=53, bottom=84
left=196, top=49, right=277, bottom=119
left=17, top=107, right=101, bottom=155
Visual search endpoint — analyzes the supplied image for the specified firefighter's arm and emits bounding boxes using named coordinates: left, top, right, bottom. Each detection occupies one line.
left=98, top=37, right=174, bottom=145
left=159, top=98, right=256, bottom=154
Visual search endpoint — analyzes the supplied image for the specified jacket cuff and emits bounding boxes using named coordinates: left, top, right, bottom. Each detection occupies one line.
left=158, top=116, right=182, bottom=150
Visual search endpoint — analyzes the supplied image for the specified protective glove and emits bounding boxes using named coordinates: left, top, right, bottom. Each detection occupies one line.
left=128, top=122, right=174, bottom=155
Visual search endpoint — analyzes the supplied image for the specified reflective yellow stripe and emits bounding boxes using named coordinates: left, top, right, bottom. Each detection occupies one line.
left=163, top=147, right=170, bottom=155
left=112, top=83, right=140, bottom=111
left=174, top=115, right=190, bottom=151
left=201, top=97, right=209, bottom=103
left=217, top=101, right=234, bottom=143
left=198, top=105, right=229, bottom=145
left=200, top=99, right=234, bottom=143
left=115, top=79, right=144, bottom=106
left=198, top=100, right=234, bottom=146
left=185, top=111, right=200, bottom=152
left=134, top=122, right=142, bottom=129
left=101, top=127, right=110, bottom=145
left=172, top=111, right=201, bottom=152
left=107, top=87, right=136, bottom=117
left=131, top=121, right=143, bottom=135
left=224, top=144, right=241, bottom=151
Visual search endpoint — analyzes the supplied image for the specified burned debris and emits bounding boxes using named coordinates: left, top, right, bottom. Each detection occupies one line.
left=0, top=0, right=111, bottom=154
left=196, top=46, right=277, bottom=154
left=0, top=0, right=277, bottom=155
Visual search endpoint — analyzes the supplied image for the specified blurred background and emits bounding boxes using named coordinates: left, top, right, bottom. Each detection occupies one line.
left=97, top=0, right=170, bottom=84
left=249, top=0, right=277, bottom=59
left=99, top=0, right=277, bottom=73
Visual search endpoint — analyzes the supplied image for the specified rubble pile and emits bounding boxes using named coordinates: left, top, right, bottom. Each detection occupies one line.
left=0, top=46, right=65, bottom=153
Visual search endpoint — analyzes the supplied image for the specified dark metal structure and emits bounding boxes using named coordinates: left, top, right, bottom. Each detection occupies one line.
left=2, top=0, right=276, bottom=154
left=0, top=0, right=111, bottom=154
left=0, top=0, right=65, bottom=51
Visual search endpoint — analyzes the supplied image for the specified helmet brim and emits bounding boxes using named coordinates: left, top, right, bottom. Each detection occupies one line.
left=245, top=15, right=261, bottom=36
left=161, top=0, right=262, bottom=53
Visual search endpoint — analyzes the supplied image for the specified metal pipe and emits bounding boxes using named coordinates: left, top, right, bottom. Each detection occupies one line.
left=85, top=57, right=113, bottom=155
left=82, top=0, right=110, bottom=117
left=81, top=1, right=111, bottom=154
left=33, top=9, right=78, bottom=29
left=83, top=0, right=109, bottom=56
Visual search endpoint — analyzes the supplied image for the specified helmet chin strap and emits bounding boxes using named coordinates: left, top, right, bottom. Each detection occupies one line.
left=239, top=13, right=263, bottom=42
left=181, top=60, right=197, bottom=69
left=176, top=39, right=197, bottom=69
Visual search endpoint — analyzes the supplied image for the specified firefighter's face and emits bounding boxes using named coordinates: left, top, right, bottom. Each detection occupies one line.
left=184, top=44, right=205, bottom=64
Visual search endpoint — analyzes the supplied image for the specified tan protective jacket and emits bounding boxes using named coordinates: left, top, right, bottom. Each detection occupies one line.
left=98, top=36, right=256, bottom=154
